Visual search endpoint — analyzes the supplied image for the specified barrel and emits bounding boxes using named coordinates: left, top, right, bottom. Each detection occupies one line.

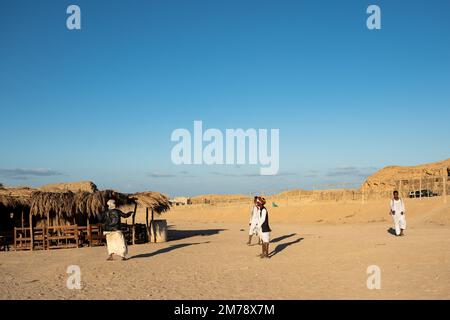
left=148, top=219, right=167, bottom=243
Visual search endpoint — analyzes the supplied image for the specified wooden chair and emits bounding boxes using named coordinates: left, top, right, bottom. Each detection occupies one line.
left=33, top=227, right=46, bottom=250
left=46, top=225, right=79, bottom=250
left=0, top=235, right=7, bottom=251
left=14, top=227, right=32, bottom=251
left=88, top=224, right=105, bottom=247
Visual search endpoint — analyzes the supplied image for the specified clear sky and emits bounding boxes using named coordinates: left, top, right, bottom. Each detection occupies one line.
left=1, top=0, right=449, bottom=196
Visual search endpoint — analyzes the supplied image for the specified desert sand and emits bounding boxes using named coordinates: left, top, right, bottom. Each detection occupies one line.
left=1, top=196, right=449, bottom=300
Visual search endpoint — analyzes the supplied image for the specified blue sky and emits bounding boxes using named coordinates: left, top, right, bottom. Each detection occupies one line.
left=0, top=0, right=449, bottom=196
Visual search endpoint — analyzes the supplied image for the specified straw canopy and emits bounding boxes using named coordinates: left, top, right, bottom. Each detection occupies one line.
left=0, top=194, right=30, bottom=211
left=130, top=191, right=171, bottom=213
left=0, top=187, right=35, bottom=211
left=29, top=190, right=131, bottom=219
left=0, top=185, right=171, bottom=220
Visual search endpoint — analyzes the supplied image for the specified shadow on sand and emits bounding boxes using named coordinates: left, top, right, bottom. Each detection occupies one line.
left=271, top=233, right=296, bottom=243
left=131, top=242, right=210, bottom=259
left=269, top=237, right=304, bottom=258
left=168, top=228, right=226, bottom=241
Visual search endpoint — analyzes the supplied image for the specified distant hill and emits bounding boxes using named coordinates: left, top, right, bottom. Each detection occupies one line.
left=361, top=158, right=450, bottom=193
left=39, top=181, right=98, bottom=193
left=190, top=194, right=251, bottom=204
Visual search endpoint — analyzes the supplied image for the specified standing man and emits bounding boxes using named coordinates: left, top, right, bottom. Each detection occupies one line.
left=100, top=199, right=133, bottom=261
left=390, top=190, right=406, bottom=236
left=247, top=196, right=260, bottom=245
left=257, top=197, right=271, bottom=258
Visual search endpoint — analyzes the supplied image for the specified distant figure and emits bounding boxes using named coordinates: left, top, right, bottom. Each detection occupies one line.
left=100, top=199, right=133, bottom=261
left=257, top=197, right=271, bottom=258
left=247, top=196, right=261, bottom=245
left=390, top=190, right=406, bottom=236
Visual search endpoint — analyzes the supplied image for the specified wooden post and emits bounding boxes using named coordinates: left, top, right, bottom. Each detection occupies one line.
left=13, top=227, right=16, bottom=251
left=444, top=168, right=447, bottom=203
left=419, top=177, right=422, bottom=199
left=131, top=203, right=137, bottom=245
left=46, top=213, right=50, bottom=250
left=151, top=208, right=156, bottom=243
left=75, top=225, right=79, bottom=248
left=21, top=210, right=24, bottom=229
left=87, top=218, right=91, bottom=247
left=29, top=213, right=33, bottom=251
left=145, top=207, right=149, bottom=242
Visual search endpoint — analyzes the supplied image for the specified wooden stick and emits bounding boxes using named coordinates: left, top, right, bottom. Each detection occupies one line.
left=419, top=177, right=422, bottom=199
left=75, top=225, right=79, bottom=248
left=152, top=209, right=156, bottom=243
left=444, top=168, right=447, bottom=203
left=132, top=203, right=137, bottom=245
left=14, top=227, right=17, bottom=251
left=87, top=218, right=91, bottom=247
left=145, top=207, right=149, bottom=242
left=46, top=213, right=50, bottom=250
left=29, top=212, right=33, bottom=251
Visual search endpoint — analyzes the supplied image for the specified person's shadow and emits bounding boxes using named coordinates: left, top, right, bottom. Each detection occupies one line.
left=271, top=233, right=296, bottom=243
left=269, top=237, right=304, bottom=258
left=168, top=227, right=226, bottom=241
left=131, top=242, right=209, bottom=259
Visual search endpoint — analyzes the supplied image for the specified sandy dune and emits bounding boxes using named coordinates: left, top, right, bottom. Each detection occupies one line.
left=0, top=197, right=449, bottom=299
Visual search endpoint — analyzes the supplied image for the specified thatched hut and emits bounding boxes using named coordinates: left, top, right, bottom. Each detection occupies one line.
left=118, top=191, right=171, bottom=243
left=0, top=188, right=35, bottom=247
left=0, top=188, right=34, bottom=226
left=0, top=185, right=171, bottom=249
left=29, top=189, right=131, bottom=227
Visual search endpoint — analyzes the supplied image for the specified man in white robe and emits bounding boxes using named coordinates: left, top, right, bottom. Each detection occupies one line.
left=247, top=196, right=260, bottom=245
left=100, top=199, right=133, bottom=261
left=390, top=190, right=406, bottom=236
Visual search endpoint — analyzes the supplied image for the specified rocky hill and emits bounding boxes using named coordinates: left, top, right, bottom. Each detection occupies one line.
left=360, top=158, right=450, bottom=194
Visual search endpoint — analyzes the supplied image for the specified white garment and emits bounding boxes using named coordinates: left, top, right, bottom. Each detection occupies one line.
left=258, top=208, right=270, bottom=243
left=249, top=206, right=259, bottom=236
left=249, top=206, right=259, bottom=224
left=390, top=199, right=406, bottom=236
left=260, top=231, right=270, bottom=243
left=104, top=231, right=128, bottom=257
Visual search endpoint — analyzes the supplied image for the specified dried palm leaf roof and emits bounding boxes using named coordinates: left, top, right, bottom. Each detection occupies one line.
left=0, top=195, right=30, bottom=211
left=29, top=190, right=131, bottom=219
left=1, top=186, right=170, bottom=218
left=0, top=187, right=35, bottom=210
left=129, top=191, right=171, bottom=213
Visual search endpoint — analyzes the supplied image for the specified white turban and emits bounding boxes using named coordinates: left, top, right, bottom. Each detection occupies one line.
left=107, top=199, right=116, bottom=209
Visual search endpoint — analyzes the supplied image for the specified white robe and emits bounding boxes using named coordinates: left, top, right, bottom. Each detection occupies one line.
left=258, top=208, right=270, bottom=243
left=249, top=206, right=259, bottom=236
left=390, top=198, right=406, bottom=236
left=104, top=230, right=128, bottom=257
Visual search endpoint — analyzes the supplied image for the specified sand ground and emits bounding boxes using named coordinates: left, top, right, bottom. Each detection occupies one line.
left=0, top=197, right=449, bottom=299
